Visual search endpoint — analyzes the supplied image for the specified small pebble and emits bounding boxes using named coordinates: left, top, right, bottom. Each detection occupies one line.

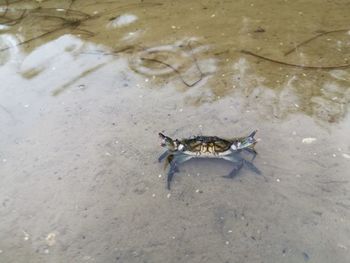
left=46, top=232, right=56, bottom=246
left=152, top=194, right=156, bottom=198
left=302, top=138, right=317, bottom=144
left=228, top=230, right=233, bottom=233
left=337, top=244, right=348, bottom=250
left=276, top=178, right=280, bottom=182
left=195, top=189, right=200, bottom=193
left=23, top=231, right=29, bottom=241
left=332, top=154, right=336, bottom=158
left=225, top=241, right=230, bottom=245
left=167, top=193, right=171, bottom=198
left=158, top=174, right=162, bottom=178
left=342, top=153, right=350, bottom=159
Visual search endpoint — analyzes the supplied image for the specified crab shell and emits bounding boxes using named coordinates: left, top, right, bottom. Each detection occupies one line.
left=177, top=137, right=240, bottom=157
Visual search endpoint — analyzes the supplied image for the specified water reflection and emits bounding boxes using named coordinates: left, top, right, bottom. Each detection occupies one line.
left=1, top=0, right=349, bottom=122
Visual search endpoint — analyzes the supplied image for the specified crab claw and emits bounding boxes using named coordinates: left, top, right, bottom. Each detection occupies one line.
left=248, top=130, right=258, bottom=138
left=158, top=132, right=177, bottom=151
left=159, top=132, right=166, bottom=146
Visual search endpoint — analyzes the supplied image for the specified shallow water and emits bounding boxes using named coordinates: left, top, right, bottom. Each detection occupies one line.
left=1, top=0, right=350, bottom=262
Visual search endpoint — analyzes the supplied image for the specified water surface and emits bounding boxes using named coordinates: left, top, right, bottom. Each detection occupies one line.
left=1, top=0, right=350, bottom=262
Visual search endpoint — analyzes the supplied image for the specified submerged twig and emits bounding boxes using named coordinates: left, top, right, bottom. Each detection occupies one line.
left=187, top=41, right=205, bottom=85
left=29, top=7, right=91, bottom=19
left=284, top=29, right=350, bottom=56
left=80, top=46, right=135, bottom=56
left=140, top=42, right=205, bottom=87
left=72, top=28, right=95, bottom=37
left=67, top=0, right=76, bottom=10
left=0, top=9, right=26, bottom=26
left=1, top=0, right=9, bottom=18
left=241, top=49, right=350, bottom=70
left=85, top=1, right=162, bottom=8
left=0, top=11, right=97, bottom=53
left=0, top=26, right=65, bottom=52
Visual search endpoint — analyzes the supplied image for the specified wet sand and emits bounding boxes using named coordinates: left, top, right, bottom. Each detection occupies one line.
left=1, top=0, right=350, bottom=262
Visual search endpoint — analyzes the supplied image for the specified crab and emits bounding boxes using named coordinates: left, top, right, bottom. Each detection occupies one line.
left=158, top=130, right=261, bottom=189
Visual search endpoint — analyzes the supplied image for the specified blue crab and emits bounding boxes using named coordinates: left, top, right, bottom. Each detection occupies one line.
left=158, top=131, right=261, bottom=189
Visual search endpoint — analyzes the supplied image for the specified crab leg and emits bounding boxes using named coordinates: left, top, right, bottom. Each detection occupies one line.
left=243, top=147, right=257, bottom=161
left=167, top=155, right=192, bottom=190
left=242, top=159, right=261, bottom=175
left=248, top=130, right=257, bottom=139
left=164, top=154, right=177, bottom=171
left=223, top=161, right=244, bottom=178
left=232, top=153, right=261, bottom=175
left=222, top=153, right=261, bottom=177
left=222, top=153, right=241, bottom=163
left=158, top=150, right=169, bottom=162
left=167, top=163, right=178, bottom=190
